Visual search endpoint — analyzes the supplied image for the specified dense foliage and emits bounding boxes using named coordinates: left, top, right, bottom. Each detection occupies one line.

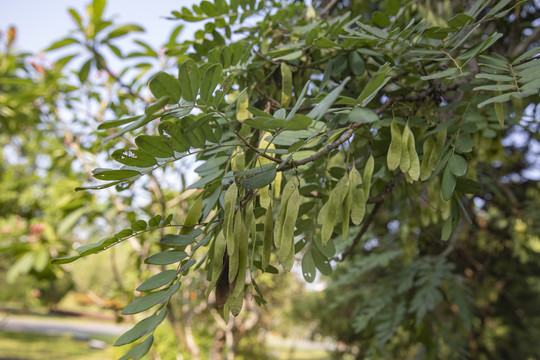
left=2, top=0, right=540, bottom=359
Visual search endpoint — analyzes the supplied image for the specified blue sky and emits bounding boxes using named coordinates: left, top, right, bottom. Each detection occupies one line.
left=0, top=0, right=197, bottom=52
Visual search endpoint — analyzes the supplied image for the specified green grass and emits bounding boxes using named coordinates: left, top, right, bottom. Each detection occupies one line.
left=0, top=331, right=115, bottom=360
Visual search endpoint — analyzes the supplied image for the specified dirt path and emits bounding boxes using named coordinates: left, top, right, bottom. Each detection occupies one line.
left=0, top=314, right=131, bottom=337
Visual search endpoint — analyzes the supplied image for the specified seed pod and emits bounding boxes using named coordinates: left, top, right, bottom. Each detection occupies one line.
left=407, top=130, right=420, bottom=181
left=400, top=124, right=411, bottom=173
left=420, top=137, right=435, bottom=181
left=262, top=201, right=273, bottom=271
left=215, top=255, right=231, bottom=308
left=232, top=216, right=248, bottom=298
left=274, top=178, right=298, bottom=250
left=387, top=120, right=402, bottom=171
left=244, top=200, right=255, bottom=239
left=428, top=129, right=447, bottom=171
left=229, top=293, right=243, bottom=317
left=207, top=231, right=226, bottom=298
left=342, top=173, right=353, bottom=239
left=278, top=187, right=300, bottom=271
left=319, top=186, right=340, bottom=245
left=337, top=174, right=350, bottom=203
left=363, top=155, right=374, bottom=197
left=258, top=134, right=278, bottom=209
left=223, top=183, right=238, bottom=256
left=228, top=211, right=243, bottom=283
left=350, top=167, right=366, bottom=225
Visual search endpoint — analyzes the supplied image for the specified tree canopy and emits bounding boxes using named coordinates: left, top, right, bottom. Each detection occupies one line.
left=2, top=0, right=540, bottom=359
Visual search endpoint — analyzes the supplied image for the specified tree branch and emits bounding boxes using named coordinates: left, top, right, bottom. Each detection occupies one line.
left=511, top=25, right=540, bottom=58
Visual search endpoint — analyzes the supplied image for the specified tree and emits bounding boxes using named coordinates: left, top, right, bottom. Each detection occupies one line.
left=31, top=0, right=540, bottom=358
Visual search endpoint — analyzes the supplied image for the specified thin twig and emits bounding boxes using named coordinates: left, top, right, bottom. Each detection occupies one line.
left=320, top=0, right=340, bottom=18
left=253, top=49, right=280, bottom=65
left=232, top=129, right=283, bottom=163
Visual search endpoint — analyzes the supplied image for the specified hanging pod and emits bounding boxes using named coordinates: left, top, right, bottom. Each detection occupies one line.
left=387, top=120, right=402, bottom=171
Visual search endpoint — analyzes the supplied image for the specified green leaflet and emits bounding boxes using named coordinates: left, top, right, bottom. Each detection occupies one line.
left=448, top=154, right=468, bottom=177
left=350, top=167, right=366, bottom=225
left=145, top=250, right=188, bottom=265
left=441, top=166, right=457, bottom=200
left=135, top=135, right=175, bottom=158
left=302, top=251, right=316, bottom=283
left=180, top=196, right=202, bottom=235
left=494, top=102, right=504, bottom=128
left=148, top=71, right=181, bottom=103
left=115, top=310, right=167, bottom=346
left=158, top=121, right=190, bottom=153
left=112, top=149, right=157, bottom=168
left=199, top=63, right=222, bottom=104
left=357, top=64, right=391, bottom=106
left=307, top=77, right=350, bottom=121
left=92, top=169, right=140, bottom=181
left=118, top=335, right=154, bottom=360
left=136, top=270, right=177, bottom=292
left=178, top=58, right=200, bottom=102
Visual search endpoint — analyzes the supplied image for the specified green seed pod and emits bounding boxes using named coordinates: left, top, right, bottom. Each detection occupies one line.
left=228, top=211, right=243, bottom=283
left=224, top=182, right=238, bottom=256
left=420, top=137, right=435, bottom=181
left=350, top=167, right=366, bottom=225
left=274, top=178, right=298, bottom=250
left=428, top=129, right=447, bottom=171
left=407, top=130, right=420, bottom=181
left=207, top=231, right=226, bottom=297
left=232, top=217, right=248, bottom=298
left=363, top=155, right=374, bottom=197
left=262, top=201, right=273, bottom=271
left=400, top=125, right=411, bottom=173
left=342, top=173, right=353, bottom=240
left=387, top=120, right=402, bottom=171
left=279, top=187, right=300, bottom=270
left=319, top=187, right=340, bottom=245
left=337, top=173, right=350, bottom=203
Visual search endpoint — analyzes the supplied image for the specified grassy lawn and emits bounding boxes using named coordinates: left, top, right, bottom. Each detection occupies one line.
left=0, top=331, right=115, bottom=360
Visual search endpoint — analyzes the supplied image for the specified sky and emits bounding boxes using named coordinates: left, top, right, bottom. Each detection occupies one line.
left=0, top=0, right=197, bottom=53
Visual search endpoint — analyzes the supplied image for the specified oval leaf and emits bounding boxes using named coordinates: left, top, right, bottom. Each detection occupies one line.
left=135, top=135, right=175, bottom=158
left=145, top=250, right=188, bottom=265
left=112, top=149, right=157, bottom=168
left=136, top=270, right=177, bottom=292
left=448, top=154, right=467, bottom=176
left=148, top=71, right=180, bottom=104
